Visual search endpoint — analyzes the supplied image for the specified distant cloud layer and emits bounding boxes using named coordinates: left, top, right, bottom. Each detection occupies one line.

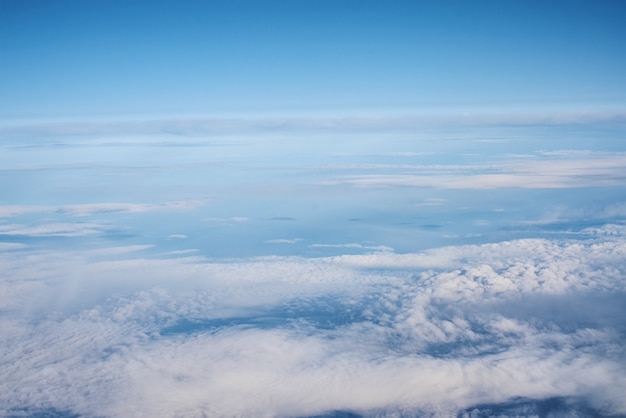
left=1, top=225, right=625, bottom=417
left=1, top=109, right=625, bottom=417
left=2, top=110, right=626, bottom=139
left=322, top=152, right=626, bottom=189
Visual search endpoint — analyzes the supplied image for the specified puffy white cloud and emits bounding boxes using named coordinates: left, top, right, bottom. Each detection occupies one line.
left=1, top=227, right=625, bottom=417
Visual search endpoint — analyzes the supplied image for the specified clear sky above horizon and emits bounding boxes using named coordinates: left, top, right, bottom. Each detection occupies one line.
left=2, top=0, right=626, bottom=120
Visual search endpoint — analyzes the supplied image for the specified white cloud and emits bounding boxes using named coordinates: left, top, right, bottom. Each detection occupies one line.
left=0, top=200, right=206, bottom=218
left=321, top=152, right=626, bottom=189
left=265, top=238, right=302, bottom=244
left=85, top=245, right=154, bottom=256
left=0, top=243, right=26, bottom=251
left=0, top=221, right=111, bottom=237
left=1, top=227, right=625, bottom=417
left=0, top=205, right=55, bottom=218
left=310, top=243, right=394, bottom=252
left=167, top=234, right=188, bottom=239
left=2, top=110, right=625, bottom=139
left=414, top=197, right=448, bottom=207
left=163, top=249, right=199, bottom=255
left=582, top=223, right=626, bottom=236
left=203, top=216, right=250, bottom=224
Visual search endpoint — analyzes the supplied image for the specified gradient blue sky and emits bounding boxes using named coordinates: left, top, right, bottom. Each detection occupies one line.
left=2, top=0, right=626, bottom=119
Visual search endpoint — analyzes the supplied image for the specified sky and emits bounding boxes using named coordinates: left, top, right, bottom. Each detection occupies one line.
left=1, top=0, right=626, bottom=118
left=1, top=1, right=626, bottom=418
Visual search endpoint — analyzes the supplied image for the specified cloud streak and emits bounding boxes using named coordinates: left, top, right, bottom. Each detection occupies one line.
left=322, top=152, right=626, bottom=189
left=265, top=238, right=302, bottom=244
left=0, top=221, right=112, bottom=237
left=2, top=110, right=625, bottom=139
left=0, top=200, right=206, bottom=218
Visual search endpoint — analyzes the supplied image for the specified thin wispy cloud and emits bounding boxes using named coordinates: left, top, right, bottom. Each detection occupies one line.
left=0, top=243, right=27, bottom=251
left=322, top=152, right=626, bottom=189
left=167, top=234, right=188, bottom=240
left=0, top=200, right=206, bottom=218
left=84, top=245, right=154, bottom=256
left=414, top=197, right=448, bottom=207
left=203, top=216, right=250, bottom=224
left=0, top=222, right=111, bottom=237
left=265, top=238, right=303, bottom=244
left=2, top=110, right=625, bottom=139
left=309, top=243, right=394, bottom=252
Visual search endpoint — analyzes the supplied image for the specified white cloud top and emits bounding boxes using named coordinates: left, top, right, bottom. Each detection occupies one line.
left=1, top=226, right=625, bottom=417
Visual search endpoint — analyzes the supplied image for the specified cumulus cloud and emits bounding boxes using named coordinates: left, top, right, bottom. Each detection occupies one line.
left=1, top=226, right=625, bottom=417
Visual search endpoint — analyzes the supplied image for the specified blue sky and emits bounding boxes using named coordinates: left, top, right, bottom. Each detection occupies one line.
left=2, top=0, right=626, bottom=119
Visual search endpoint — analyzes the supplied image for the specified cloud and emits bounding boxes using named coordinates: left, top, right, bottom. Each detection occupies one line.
left=0, top=200, right=206, bottom=218
left=2, top=110, right=625, bottom=140
left=167, top=234, right=188, bottom=239
left=309, top=243, right=394, bottom=252
left=602, top=202, right=626, bottom=218
left=321, top=152, right=626, bottom=189
left=1, top=226, right=625, bottom=417
left=265, top=238, right=302, bottom=244
left=414, top=198, right=448, bottom=207
left=203, top=216, right=250, bottom=224
left=85, top=245, right=154, bottom=256
left=0, top=221, right=111, bottom=237
left=583, top=223, right=626, bottom=236
left=0, top=243, right=26, bottom=251
left=163, top=249, right=199, bottom=256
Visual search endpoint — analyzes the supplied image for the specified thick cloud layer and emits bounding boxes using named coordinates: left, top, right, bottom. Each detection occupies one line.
left=1, top=226, right=625, bottom=417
